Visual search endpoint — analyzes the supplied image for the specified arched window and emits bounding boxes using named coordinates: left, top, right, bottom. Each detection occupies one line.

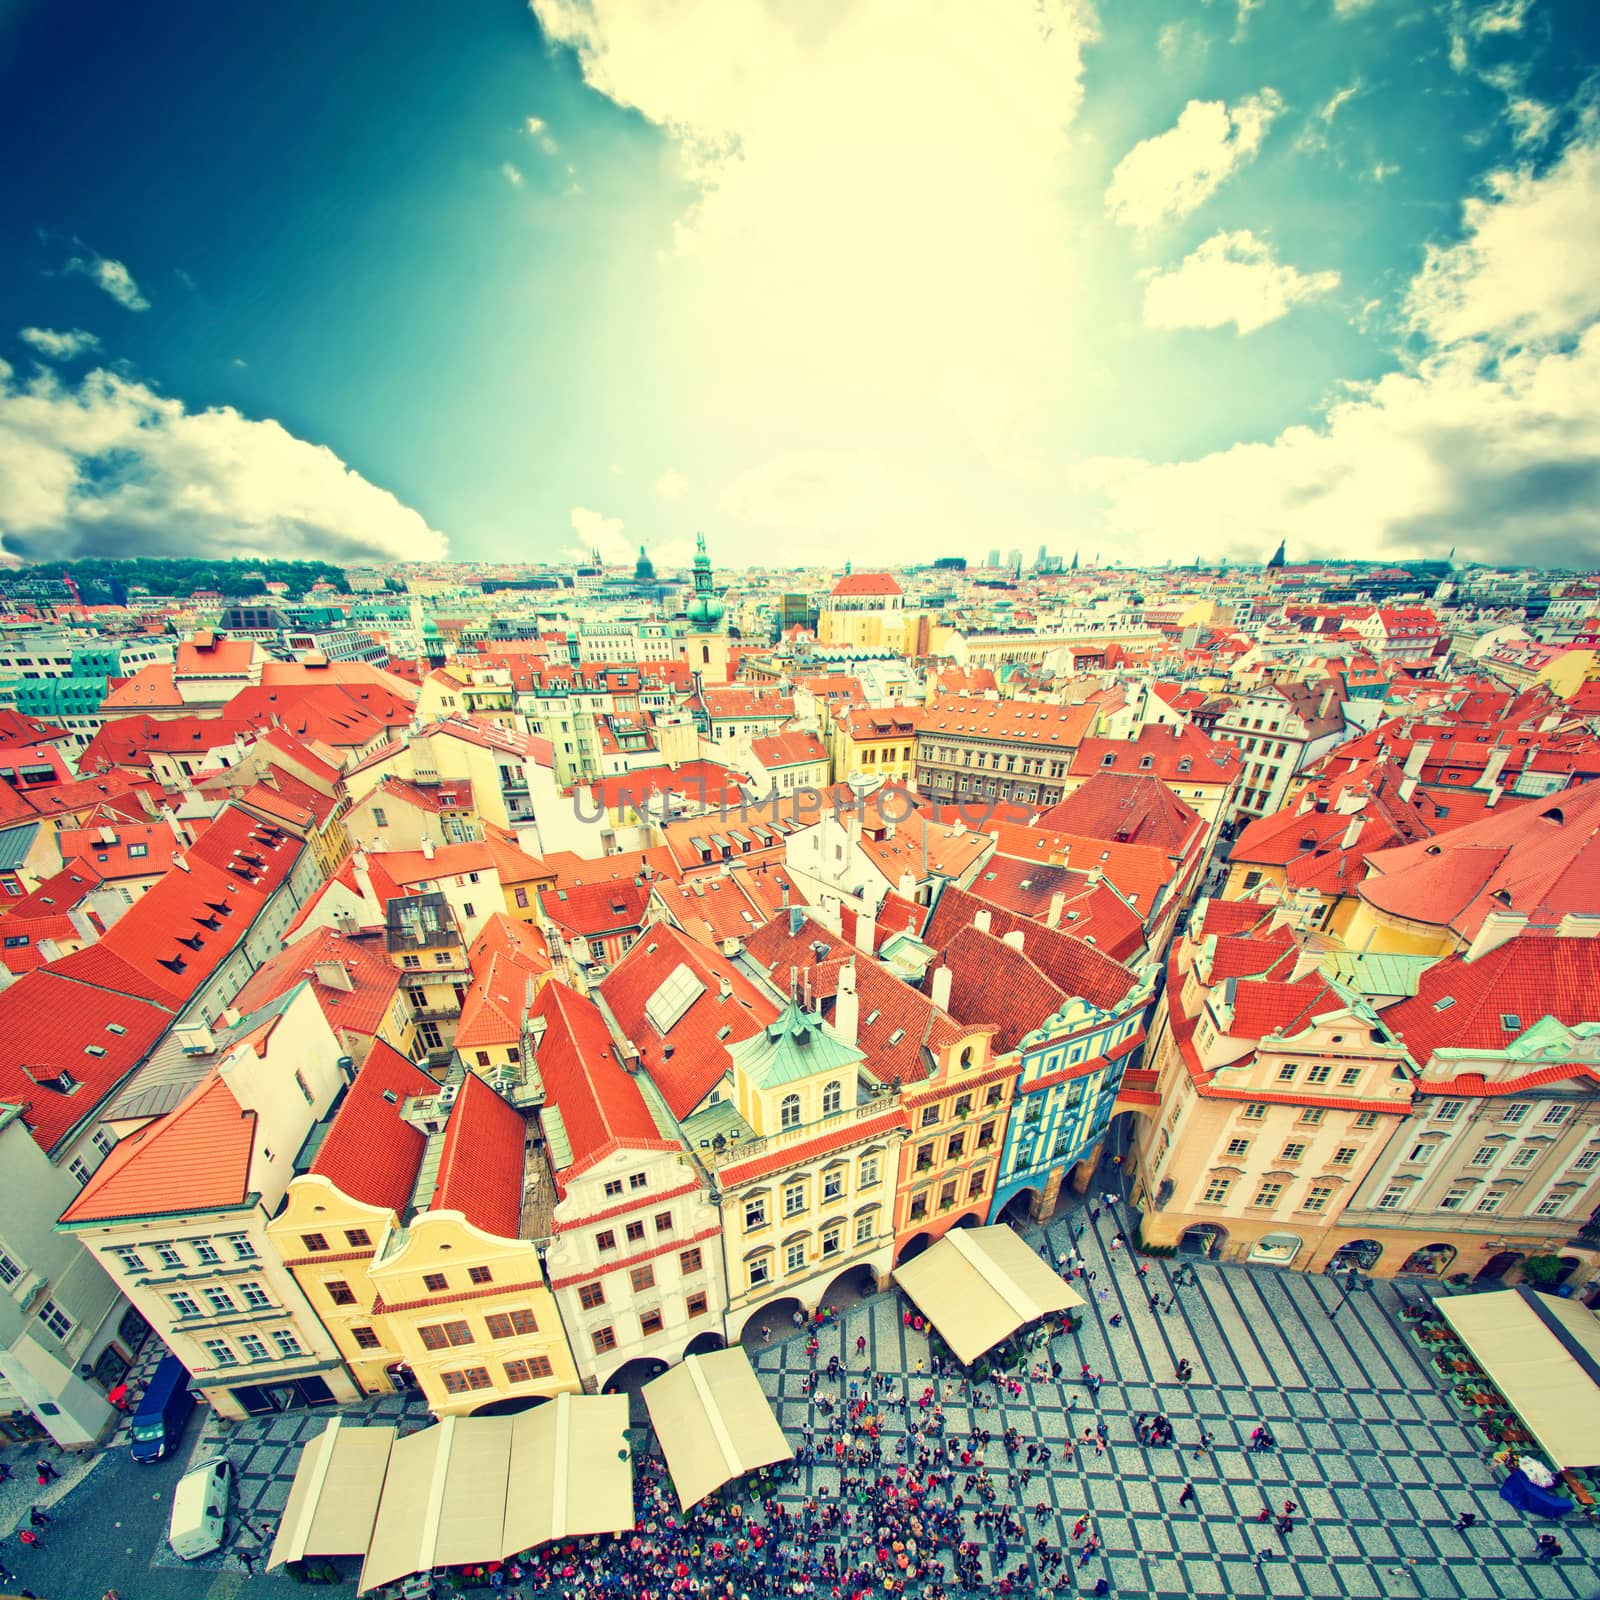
left=822, top=1080, right=842, bottom=1116
left=780, top=1093, right=802, bottom=1130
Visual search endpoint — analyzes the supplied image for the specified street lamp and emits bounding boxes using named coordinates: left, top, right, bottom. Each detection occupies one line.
left=1327, top=1265, right=1369, bottom=1319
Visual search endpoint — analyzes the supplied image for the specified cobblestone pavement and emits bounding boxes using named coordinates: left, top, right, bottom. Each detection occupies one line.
left=5, top=1198, right=1599, bottom=1598
left=747, top=1203, right=1600, bottom=1599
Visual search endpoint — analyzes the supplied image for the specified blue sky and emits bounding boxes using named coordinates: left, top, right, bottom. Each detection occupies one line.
left=2, top=0, right=1598, bottom=570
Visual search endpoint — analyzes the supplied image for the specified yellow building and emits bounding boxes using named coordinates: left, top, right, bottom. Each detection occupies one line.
left=817, top=571, right=929, bottom=655
left=831, top=706, right=925, bottom=789
left=270, top=1056, right=580, bottom=1414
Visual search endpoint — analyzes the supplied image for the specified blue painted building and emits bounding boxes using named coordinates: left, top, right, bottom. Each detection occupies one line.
left=989, top=968, right=1157, bottom=1223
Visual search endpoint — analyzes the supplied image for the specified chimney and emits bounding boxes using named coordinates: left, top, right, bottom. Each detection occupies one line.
left=833, top=958, right=860, bottom=1046
left=1402, top=740, right=1432, bottom=780
left=1397, top=775, right=1418, bottom=802
left=855, top=904, right=877, bottom=955
left=718, top=975, right=733, bottom=999
left=314, top=959, right=355, bottom=992
left=1002, top=928, right=1026, bottom=953
left=1465, top=909, right=1527, bottom=962
left=974, top=908, right=992, bottom=935
left=1046, top=891, right=1065, bottom=929
left=1485, top=783, right=1503, bottom=810
left=930, top=965, right=953, bottom=1012
left=421, top=835, right=436, bottom=860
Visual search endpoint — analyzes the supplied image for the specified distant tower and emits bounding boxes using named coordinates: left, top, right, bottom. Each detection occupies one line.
left=1266, top=539, right=1286, bottom=570
left=1071, top=550, right=1079, bottom=571
left=685, top=532, right=730, bottom=682
left=634, top=544, right=656, bottom=583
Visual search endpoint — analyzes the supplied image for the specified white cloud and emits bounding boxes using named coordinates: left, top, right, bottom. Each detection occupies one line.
left=1404, top=122, right=1600, bottom=347
left=1105, top=89, right=1284, bottom=233
left=501, top=161, right=525, bottom=187
left=0, top=361, right=447, bottom=564
left=1076, top=117, right=1600, bottom=569
left=654, top=467, right=689, bottom=501
left=1233, top=0, right=1265, bottom=41
left=1318, top=78, right=1363, bottom=125
left=62, top=250, right=149, bottom=312
left=1505, top=95, right=1555, bottom=148
left=1332, top=0, right=1377, bottom=14
left=719, top=451, right=932, bottom=547
left=528, top=0, right=1100, bottom=498
left=1156, top=23, right=1186, bottom=62
left=524, top=115, right=560, bottom=156
left=1368, top=161, right=1400, bottom=181
left=1142, top=230, right=1340, bottom=334
left=18, top=327, right=100, bottom=361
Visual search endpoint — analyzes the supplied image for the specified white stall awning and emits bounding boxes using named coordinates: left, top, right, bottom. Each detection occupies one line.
left=269, top=1417, right=396, bottom=1570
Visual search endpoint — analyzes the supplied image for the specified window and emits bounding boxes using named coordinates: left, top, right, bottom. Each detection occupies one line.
left=603, top=1179, right=623, bottom=1198
left=1201, top=1177, right=1232, bottom=1204
left=327, top=1281, right=356, bottom=1307
left=224, top=1234, right=256, bottom=1260
left=1277, top=1064, right=1298, bottom=1082
left=1242, top=1103, right=1267, bottom=1121
left=1299, top=1108, right=1326, bottom=1126
left=192, top=1237, right=221, bottom=1265
left=1574, top=1150, right=1600, bottom=1173
left=784, top=1182, right=806, bottom=1217
left=239, top=1333, right=270, bottom=1362
left=822, top=1168, right=844, bottom=1202
left=1434, top=1100, right=1464, bottom=1122
left=968, top=1170, right=986, bottom=1199
left=169, top=1291, right=201, bottom=1318
left=154, top=1242, right=185, bottom=1270
left=1376, top=1187, right=1406, bottom=1210
left=920, top=1104, right=941, bottom=1128
left=1225, top=1138, right=1251, bottom=1157
left=744, top=1197, right=767, bottom=1231
left=579, top=1279, right=608, bottom=1311
left=203, top=1338, right=237, bottom=1368
left=1281, top=1142, right=1306, bottom=1161
left=1303, top=1184, right=1333, bottom=1213
left=419, top=1321, right=474, bottom=1350
left=353, top=1326, right=382, bottom=1350
left=624, top=1221, right=645, bottom=1244
left=630, top=1265, right=656, bottom=1293
left=595, top=1230, right=617, bottom=1253
left=1500, top=1103, right=1529, bottom=1125
left=860, top=1154, right=881, bottom=1187
left=820, top=1224, right=843, bottom=1257
left=301, top=1233, right=330, bottom=1253
left=1468, top=1145, right=1498, bottom=1168
left=1439, top=1188, right=1470, bottom=1212
left=441, top=1367, right=493, bottom=1394
left=1251, top=1182, right=1283, bottom=1209
left=629, top=1171, right=648, bottom=1191
left=1534, top=1194, right=1568, bottom=1218
left=1353, top=1112, right=1378, bottom=1130
left=1474, top=1191, right=1504, bottom=1214
left=1339, top=1068, right=1361, bottom=1087
left=1508, top=1146, right=1538, bottom=1168
left=468, top=1265, right=493, bottom=1286
left=747, top=1256, right=771, bottom=1287
left=204, top=1288, right=237, bottom=1316
left=822, top=1081, right=843, bottom=1116
left=485, top=1308, right=539, bottom=1339
left=505, top=1356, right=553, bottom=1383
left=687, top=1291, right=709, bottom=1318
left=780, top=1094, right=802, bottom=1130
left=108, top=1245, right=146, bottom=1275
left=785, top=1240, right=807, bottom=1273
left=423, top=1272, right=449, bottom=1291
left=403, top=953, right=421, bottom=970
left=1305, top=1065, right=1331, bottom=1085
left=1542, top=1106, right=1572, bottom=1126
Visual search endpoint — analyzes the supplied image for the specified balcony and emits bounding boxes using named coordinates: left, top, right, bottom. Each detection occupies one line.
left=696, top=1097, right=896, bottom=1170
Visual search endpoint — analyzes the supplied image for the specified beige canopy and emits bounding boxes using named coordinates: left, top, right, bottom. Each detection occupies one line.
left=1439, top=1287, right=1600, bottom=1471
left=893, top=1223, right=1085, bottom=1365
left=643, top=1347, right=793, bottom=1510
left=269, top=1417, right=396, bottom=1569
left=269, top=1396, right=635, bottom=1593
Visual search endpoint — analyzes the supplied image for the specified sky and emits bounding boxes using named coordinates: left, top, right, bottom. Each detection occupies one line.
left=2, top=0, right=1599, bottom=573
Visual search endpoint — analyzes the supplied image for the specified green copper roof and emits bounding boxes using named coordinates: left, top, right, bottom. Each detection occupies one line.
left=729, top=999, right=863, bottom=1090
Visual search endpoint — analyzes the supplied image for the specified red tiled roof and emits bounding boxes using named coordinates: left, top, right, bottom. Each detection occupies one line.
left=310, top=1041, right=434, bottom=1211
left=232, top=926, right=403, bottom=1041
left=749, top=730, right=828, bottom=769
left=531, top=982, right=679, bottom=1190
left=60, top=1073, right=255, bottom=1222
left=177, top=637, right=255, bottom=677
left=1227, top=972, right=1344, bottom=1040
left=986, top=823, right=1176, bottom=910
left=600, top=924, right=779, bottom=1118
left=1069, top=725, right=1240, bottom=784
left=921, top=694, right=1097, bottom=749
left=429, top=1072, right=526, bottom=1238
left=540, top=877, right=652, bottom=940
left=830, top=572, right=904, bottom=597
left=1036, top=772, right=1204, bottom=859
left=58, top=818, right=181, bottom=882
left=1383, top=934, right=1600, bottom=1063
left=455, top=929, right=550, bottom=1050
left=585, top=761, right=748, bottom=812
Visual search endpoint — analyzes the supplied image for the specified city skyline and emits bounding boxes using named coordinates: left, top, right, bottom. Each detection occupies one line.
left=3, top=0, right=1600, bottom=573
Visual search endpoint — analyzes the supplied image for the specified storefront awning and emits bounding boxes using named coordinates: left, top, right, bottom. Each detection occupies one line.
left=501, top=1392, right=635, bottom=1556
left=643, top=1347, right=793, bottom=1510
left=1439, top=1287, right=1600, bottom=1471
left=892, top=1223, right=1085, bottom=1366
left=269, top=1417, right=396, bottom=1570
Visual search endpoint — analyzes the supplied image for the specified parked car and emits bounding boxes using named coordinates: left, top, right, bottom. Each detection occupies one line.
left=129, top=1355, right=195, bottom=1463
left=169, top=1456, right=231, bottom=1559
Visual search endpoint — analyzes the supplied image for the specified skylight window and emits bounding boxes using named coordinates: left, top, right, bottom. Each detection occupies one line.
left=1500, top=1013, right=1521, bottom=1031
left=888, top=1029, right=905, bottom=1045
left=865, top=1009, right=881, bottom=1026
left=644, top=964, right=705, bottom=1034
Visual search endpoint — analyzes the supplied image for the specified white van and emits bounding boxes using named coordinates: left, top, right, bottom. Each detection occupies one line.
left=168, top=1456, right=231, bottom=1560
